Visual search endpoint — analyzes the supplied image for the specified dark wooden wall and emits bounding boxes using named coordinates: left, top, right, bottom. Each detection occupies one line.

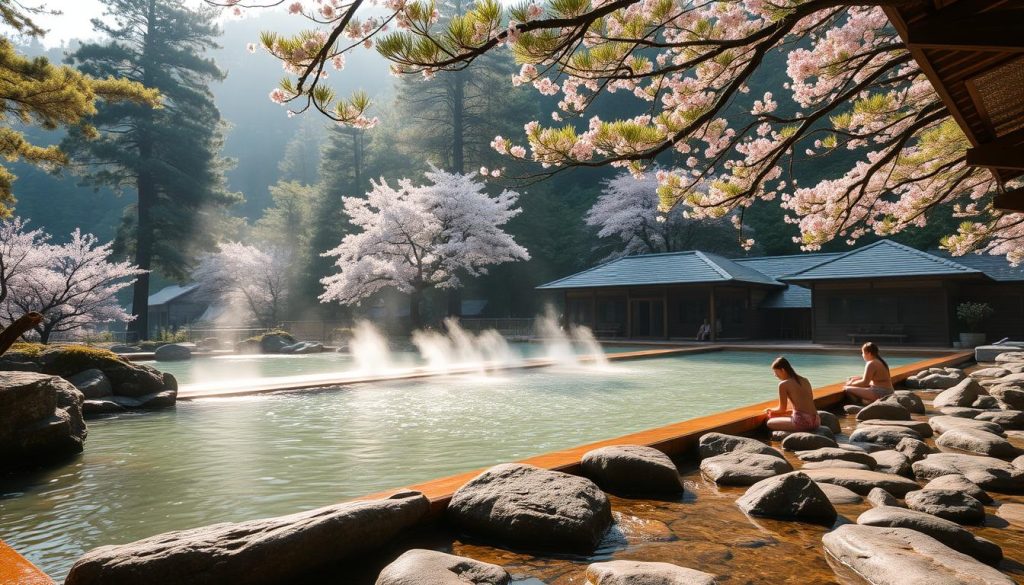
left=810, top=280, right=951, bottom=346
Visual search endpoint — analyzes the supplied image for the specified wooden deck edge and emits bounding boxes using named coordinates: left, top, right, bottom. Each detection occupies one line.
left=0, top=540, right=54, bottom=585
left=353, top=350, right=974, bottom=515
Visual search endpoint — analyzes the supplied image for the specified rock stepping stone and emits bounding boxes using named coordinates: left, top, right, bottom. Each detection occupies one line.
left=912, top=453, right=1024, bottom=492
left=856, top=401, right=911, bottom=421
left=801, top=460, right=871, bottom=471
left=858, top=418, right=934, bottom=438
left=932, top=378, right=987, bottom=409
left=848, top=425, right=922, bottom=447
left=940, top=407, right=989, bottom=418
left=869, top=450, right=913, bottom=477
left=780, top=432, right=836, bottom=451
left=581, top=445, right=683, bottom=495
left=972, top=367, right=1010, bottom=378
left=989, top=386, right=1024, bottom=410
left=929, top=416, right=1004, bottom=436
left=822, top=524, right=1012, bottom=583
left=996, top=351, right=1024, bottom=364
left=923, top=474, right=993, bottom=504
left=976, top=410, right=1024, bottom=430
left=818, top=410, right=841, bottom=434
left=1014, top=454, right=1024, bottom=469
left=895, top=438, right=933, bottom=463
left=448, top=463, right=612, bottom=551
left=796, top=447, right=875, bottom=468
left=585, top=561, right=718, bottom=585
left=997, top=503, right=1024, bottom=528
left=973, top=395, right=1001, bottom=409
left=866, top=487, right=901, bottom=508
left=699, top=452, right=792, bottom=486
left=82, top=398, right=125, bottom=416
left=856, top=506, right=1002, bottom=565
left=735, top=471, right=836, bottom=524
left=375, top=549, right=510, bottom=585
left=802, top=468, right=920, bottom=497
left=843, top=404, right=863, bottom=415
left=935, top=427, right=1020, bottom=459
left=904, top=489, right=985, bottom=524
left=882, top=391, right=926, bottom=415
left=64, top=492, right=430, bottom=585
left=771, top=426, right=834, bottom=443
left=698, top=432, right=783, bottom=460
left=817, top=482, right=863, bottom=504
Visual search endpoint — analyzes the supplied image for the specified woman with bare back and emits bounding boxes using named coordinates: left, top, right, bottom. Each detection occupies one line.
left=764, top=356, right=820, bottom=432
left=843, top=342, right=894, bottom=404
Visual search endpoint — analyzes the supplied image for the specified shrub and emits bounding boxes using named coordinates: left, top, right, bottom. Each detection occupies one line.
left=956, top=302, right=995, bottom=332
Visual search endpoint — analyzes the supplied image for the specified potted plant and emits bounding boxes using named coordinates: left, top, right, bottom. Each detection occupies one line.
left=956, top=302, right=994, bottom=347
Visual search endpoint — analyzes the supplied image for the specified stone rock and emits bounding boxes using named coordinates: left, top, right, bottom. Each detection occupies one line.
left=856, top=506, right=1002, bottom=565
left=817, top=482, right=863, bottom=504
left=735, top=472, right=836, bottom=524
left=65, top=491, right=430, bottom=585
left=972, top=367, right=1010, bottom=378
left=585, top=561, right=718, bottom=585
left=801, top=460, right=871, bottom=470
left=843, top=404, right=863, bottom=415
left=856, top=401, right=911, bottom=422
left=259, top=333, right=296, bottom=354
left=895, top=438, right=933, bottom=463
left=823, top=524, right=1011, bottom=583
left=929, top=416, right=1004, bottom=436
left=697, top=432, right=783, bottom=460
left=818, top=410, right=841, bottom=434
left=0, top=371, right=87, bottom=465
left=771, top=426, right=834, bottom=443
left=154, top=343, right=191, bottom=362
left=935, top=427, right=1020, bottom=458
left=802, top=468, right=920, bottom=497
left=997, top=503, right=1024, bottom=528
left=994, top=372, right=1024, bottom=387
left=109, top=395, right=142, bottom=408
left=996, top=352, right=1024, bottom=364
left=841, top=441, right=887, bottom=453
left=699, top=452, right=792, bottom=486
left=780, top=432, right=836, bottom=451
left=66, top=369, right=112, bottom=399
left=972, top=395, right=1001, bottom=409
left=0, top=359, right=41, bottom=372
left=989, top=386, right=1024, bottom=410
left=870, top=450, right=913, bottom=477
left=923, top=474, right=993, bottom=504
left=82, top=399, right=125, bottom=416
left=162, top=372, right=178, bottom=393
left=374, top=549, right=509, bottom=585
left=848, top=425, right=921, bottom=447
left=975, top=410, right=1024, bottom=430
left=581, top=445, right=682, bottom=495
left=906, top=372, right=964, bottom=390
left=280, top=341, right=324, bottom=355
left=932, top=378, right=986, bottom=409
left=1015, top=454, right=1024, bottom=469
left=912, top=453, right=1024, bottom=492
left=905, top=489, right=985, bottom=524
left=867, top=487, right=901, bottom=508
left=448, top=463, right=612, bottom=551
left=858, top=419, right=934, bottom=438
left=940, top=407, right=987, bottom=418
left=197, top=337, right=221, bottom=351
left=882, top=391, right=926, bottom=415
left=795, top=447, right=876, bottom=468
left=137, top=390, right=177, bottom=410
left=108, top=345, right=141, bottom=354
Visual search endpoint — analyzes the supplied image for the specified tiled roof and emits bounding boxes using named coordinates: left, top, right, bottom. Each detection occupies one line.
left=931, top=251, right=1024, bottom=282
left=735, top=252, right=843, bottom=279
left=782, top=240, right=983, bottom=282
left=536, top=251, right=782, bottom=290
left=148, top=284, right=199, bottom=306
left=760, top=285, right=813, bottom=309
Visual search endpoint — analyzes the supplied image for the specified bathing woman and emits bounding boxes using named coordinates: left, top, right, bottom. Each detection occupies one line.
left=843, top=341, right=893, bottom=403
left=764, top=356, right=820, bottom=432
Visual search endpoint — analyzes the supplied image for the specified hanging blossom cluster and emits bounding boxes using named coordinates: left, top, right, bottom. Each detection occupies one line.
left=211, top=0, right=1024, bottom=263
left=193, top=242, right=293, bottom=328
left=0, top=218, right=144, bottom=342
left=320, top=168, right=529, bottom=306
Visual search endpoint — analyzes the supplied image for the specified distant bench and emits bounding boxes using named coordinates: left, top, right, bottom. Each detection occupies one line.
left=594, top=322, right=624, bottom=338
left=848, top=325, right=907, bottom=345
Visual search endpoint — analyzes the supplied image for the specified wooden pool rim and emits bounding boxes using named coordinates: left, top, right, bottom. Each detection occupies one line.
left=1, top=349, right=973, bottom=582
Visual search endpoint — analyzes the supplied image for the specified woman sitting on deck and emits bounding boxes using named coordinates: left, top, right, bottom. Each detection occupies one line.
left=764, top=357, right=820, bottom=432
left=843, top=342, right=894, bottom=403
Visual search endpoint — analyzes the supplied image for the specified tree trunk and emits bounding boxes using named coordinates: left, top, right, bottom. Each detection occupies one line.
left=409, top=289, right=422, bottom=330
left=446, top=68, right=467, bottom=318
left=0, top=312, right=42, bottom=354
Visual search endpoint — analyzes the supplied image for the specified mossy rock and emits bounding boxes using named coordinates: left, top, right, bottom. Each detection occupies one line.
left=38, top=345, right=128, bottom=377
left=6, top=342, right=46, bottom=358
left=241, top=330, right=296, bottom=344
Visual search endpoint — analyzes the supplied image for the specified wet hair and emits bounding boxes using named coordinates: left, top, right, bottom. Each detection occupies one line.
left=771, top=356, right=807, bottom=384
left=862, top=342, right=889, bottom=372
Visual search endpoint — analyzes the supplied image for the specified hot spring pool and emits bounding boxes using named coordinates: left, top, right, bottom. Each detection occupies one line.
left=1, top=350, right=925, bottom=579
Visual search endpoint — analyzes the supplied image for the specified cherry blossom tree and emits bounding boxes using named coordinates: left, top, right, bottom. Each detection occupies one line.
left=1, top=226, right=143, bottom=343
left=320, top=168, right=529, bottom=326
left=587, top=171, right=743, bottom=260
left=192, top=242, right=292, bottom=328
left=0, top=217, right=48, bottom=306
left=213, top=0, right=1023, bottom=264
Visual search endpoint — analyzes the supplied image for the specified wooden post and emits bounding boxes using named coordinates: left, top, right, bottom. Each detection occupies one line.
left=709, top=287, right=717, bottom=342
left=0, top=313, right=43, bottom=356
left=626, top=289, right=632, bottom=339
left=662, top=289, right=669, bottom=340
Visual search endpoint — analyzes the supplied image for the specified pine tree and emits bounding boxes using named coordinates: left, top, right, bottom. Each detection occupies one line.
left=62, top=0, right=240, bottom=340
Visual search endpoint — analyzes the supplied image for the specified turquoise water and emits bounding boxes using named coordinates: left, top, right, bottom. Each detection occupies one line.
left=0, top=350, right=923, bottom=580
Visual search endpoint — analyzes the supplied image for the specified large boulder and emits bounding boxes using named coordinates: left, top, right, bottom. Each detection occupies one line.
left=801, top=468, right=920, bottom=497
left=904, top=368, right=965, bottom=390
left=856, top=401, right=911, bottom=422
left=0, top=371, right=87, bottom=465
left=904, top=489, right=985, bottom=524
left=65, top=491, right=430, bottom=585
left=882, top=391, right=925, bottom=415
left=259, top=333, right=296, bottom=354
left=795, top=447, right=876, bottom=468
left=735, top=472, right=836, bottom=524
left=699, top=452, right=792, bottom=486
left=912, top=453, right=1024, bottom=492
left=374, top=549, right=509, bottom=585
left=66, top=369, right=112, bottom=399
left=895, top=438, right=933, bottom=463
left=856, top=506, right=1002, bottom=565
left=154, top=343, right=192, bottom=362
left=935, top=427, right=1020, bottom=458
left=780, top=432, right=836, bottom=451
left=447, top=463, right=612, bottom=551
left=869, top=450, right=913, bottom=477
left=932, top=378, right=986, bottom=409
left=858, top=419, right=933, bottom=438
left=585, top=561, right=718, bottom=585
left=989, top=386, right=1024, bottom=410
left=697, top=432, right=783, bottom=460
left=929, top=416, right=1004, bottom=436
left=848, top=425, right=921, bottom=447
left=823, top=524, right=1011, bottom=583
left=923, top=474, right=993, bottom=504
left=580, top=445, right=682, bottom=495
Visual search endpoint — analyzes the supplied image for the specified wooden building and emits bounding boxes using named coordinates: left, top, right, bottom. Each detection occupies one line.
left=539, top=240, right=1024, bottom=346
